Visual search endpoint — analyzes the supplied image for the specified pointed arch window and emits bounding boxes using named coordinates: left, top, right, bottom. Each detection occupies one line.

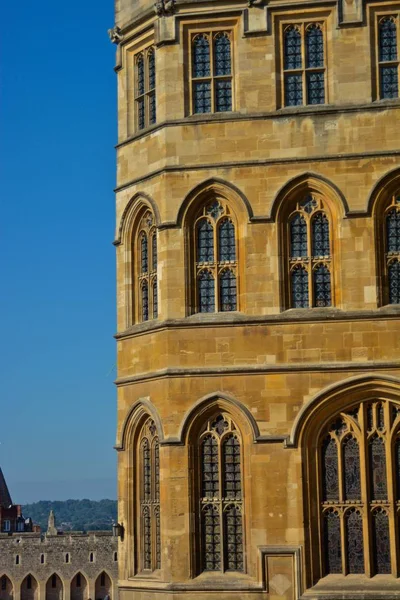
left=287, top=194, right=333, bottom=308
left=381, top=194, right=400, bottom=304
left=191, top=31, right=233, bottom=114
left=138, top=417, right=161, bottom=572
left=378, top=16, right=399, bottom=99
left=135, top=210, right=158, bottom=322
left=282, top=23, right=326, bottom=107
left=317, top=400, right=400, bottom=577
left=193, top=200, right=238, bottom=313
left=135, top=46, right=156, bottom=130
left=197, top=414, right=244, bottom=573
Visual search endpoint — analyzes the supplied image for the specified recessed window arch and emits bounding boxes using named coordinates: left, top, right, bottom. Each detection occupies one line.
left=194, top=413, right=244, bottom=574
left=314, top=399, right=400, bottom=578
left=285, top=193, right=334, bottom=309
left=192, top=198, right=238, bottom=314
left=382, top=193, right=400, bottom=304
left=137, top=417, right=161, bottom=572
left=133, top=209, right=158, bottom=322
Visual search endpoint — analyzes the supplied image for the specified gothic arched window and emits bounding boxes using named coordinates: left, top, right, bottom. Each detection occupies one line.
left=383, top=194, right=400, bottom=304
left=191, top=31, right=233, bottom=114
left=198, top=414, right=244, bottom=573
left=135, top=210, right=158, bottom=322
left=318, top=400, right=400, bottom=576
left=378, top=16, right=399, bottom=99
left=283, top=23, right=326, bottom=107
left=194, top=200, right=238, bottom=313
left=135, top=46, right=156, bottom=130
left=287, top=194, right=333, bottom=308
left=138, top=417, right=161, bottom=572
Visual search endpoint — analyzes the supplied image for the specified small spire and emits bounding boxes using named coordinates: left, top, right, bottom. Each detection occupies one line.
left=47, top=510, right=57, bottom=535
left=0, top=468, right=13, bottom=508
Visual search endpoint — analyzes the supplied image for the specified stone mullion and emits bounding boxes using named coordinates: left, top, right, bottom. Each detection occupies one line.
left=306, top=216, right=312, bottom=307
left=359, top=405, right=372, bottom=577
left=218, top=437, right=225, bottom=572
left=385, top=402, right=398, bottom=576
left=336, top=436, right=347, bottom=574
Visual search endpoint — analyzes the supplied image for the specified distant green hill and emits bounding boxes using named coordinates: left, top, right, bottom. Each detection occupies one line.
left=22, top=499, right=117, bottom=532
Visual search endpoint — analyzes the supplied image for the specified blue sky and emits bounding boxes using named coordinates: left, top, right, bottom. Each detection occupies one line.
left=0, top=0, right=118, bottom=502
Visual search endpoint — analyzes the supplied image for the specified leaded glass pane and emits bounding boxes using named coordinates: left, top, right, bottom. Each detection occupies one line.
left=141, top=234, right=148, bottom=273
left=367, top=404, right=374, bottom=431
left=211, top=414, right=229, bottom=436
left=380, top=66, right=399, bottom=99
left=224, top=505, right=243, bottom=572
left=215, top=80, right=232, bottom=112
left=137, top=54, right=145, bottom=96
left=155, top=506, right=161, bottom=569
left=290, top=213, right=308, bottom=258
left=137, top=98, right=145, bottom=130
left=324, top=510, right=342, bottom=574
left=202, top=435, right=219, bottom=497
left=198, top=271, right=215, bottom=313
left=193, top=35, right=211, bottom=78
left=284, top=26, right=302, bottom=70
left=395, top=438, right=400, bottom=500
left=306, top=24, right=324, bottom=68
left=154, top=438, right=160, bottom=501
left=369, top=437, right=388, bottom=501
left=149, top=92, right=156, bottom=125
left=346, top=509, right=364, bottom=574
left=307, top=71, right=325, bottom=104
left=343, top=436, right=361, bottom=500
left=197, top=219, right=214, bottom=262
left=202, top=505, right=221, bottom=571
left=152, top=234, right=157, bottom=271
left=220, top=269, right=237, bottom=312
left=152, top=281, right=158, bottom=319
left=291, top=266, right=309, bottom=308
left=223, top=434, right=241, bottom=499
left=379, top=18, right=398, bottom=62
left=142, top=438, right=151, bottom=501
left=322, top=437, right=339, bottom=501
left=300, top=195, right=318, bottom=214
left=143, top=506, right=151, bottom=570
left=148, top=49, right=155, bottom=90
left=142, top=281, right=149, bottom=321
left=218, top=219, right=236, bottom=261
left=389, top=259, right=400, bottom=304
left=372, top=509, right=391, bottom=574
left=313, top=265, right=331, bottom=307
left=377, top=403, right=385, bottom=431
left=285, top=73, right=303, bottom=106
left=214, top=33, right=231, bottom=76
left=193, top=81, right=212, bottom=114
left=386, top=208, right=400, bottom=253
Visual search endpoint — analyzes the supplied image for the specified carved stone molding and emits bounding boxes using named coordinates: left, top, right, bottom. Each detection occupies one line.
left=154, top=0, right=175, bottom=17
left=108, top=25, right=123, bottom=44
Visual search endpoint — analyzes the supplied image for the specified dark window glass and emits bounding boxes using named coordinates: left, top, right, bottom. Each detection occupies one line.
left=193, top=81, right=212, bottom=114
left=142, top=438, right=151, bottom=501
left=381, top=66, right=399, bottom=99
left=224, top=505, right=243, bottom=572
left=76, top=574, right=81, bottom=587
left=343, top=436, right=361, bottom=500
left=52, top=575, right=57, bottom=588
left=152, top=281, right=158, bottom=319
left=27, top=576, right=32, bottom=590
left=372, top=509, right=391, bottom=574
left=41, top=554, right=45, bottom=564
left=149, top=93, right=156, bottom=126
left=369, top=437, right=388, bottom=500
left=290, top=214, right=308, bottom=258
left=285, top=73, right=303, bottom=106
left=324, top=510, right=342, bottom=574
left=155, top=505, right=161, bottom=570
left=215, top=80, right=232, bottom=112
left=202, top=435, right=219, bottom=497
left=389, top=259, right=400, bottom=304
left=306, top=72, right=325, bottom=104
left=141, top=234, right=148, bottom=273
left=291, top=265, right=309, bottom=308
left=223, top=434, right=241, bottom=499
left=346, top=509, right=364, bottom=574
left=137, top=54, right=145, bottom=96
left=306, top=24, right=324, bottom=68
left=197, top=219, right=214, bottom=262
left=202, top=504, right=221, bottom=571
left=143, top=506, right=152, bottom=570
left=152, top=234, right=157, bottom=271
left=387, top=208, right=400, bottom=253
left=214, top=33, right=231, bottom=76
left=148, top=49, right=156, bottom=90
left=141, top=281, right=149, bottom=321
left=193, top=35, right=210, bottom=78
left=379, top=18, right=398, bottom=62
left=220, top=269, right=237, bottom=312
left=322, top=437, right=339, bottom=501
left=313, top=264, right=331, bottom=307
left=284, top=26, right=302, bottom=70
left=198, top=271, right=215, bottom=313
left=396, top=438, right=400, bottom=500
left=218, top=219, right=236, bottom=261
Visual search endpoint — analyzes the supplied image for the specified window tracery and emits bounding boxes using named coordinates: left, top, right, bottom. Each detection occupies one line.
left=283, top=23, right=326, bottom=107
left=138, top=417, right=161, bottom=572
left=135, top=47, right=156, bottom=130
left=383, top=194, right=400, bottom=304
left=136, top=210, right=158, bottom=321
left=198, top=414, right=244, bottom=573
left=193, top=200, right=238, bottom=313
left=191, top=32, right=233, bottom=114
left=318, top=400, right=400, bottom=576
left=287, top=194, right=333, bottom=308
left=378, top=16, right=399, bottom=99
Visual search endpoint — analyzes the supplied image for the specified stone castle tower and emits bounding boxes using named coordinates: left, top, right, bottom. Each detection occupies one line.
left=111, top=0, right=400, bottom=598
